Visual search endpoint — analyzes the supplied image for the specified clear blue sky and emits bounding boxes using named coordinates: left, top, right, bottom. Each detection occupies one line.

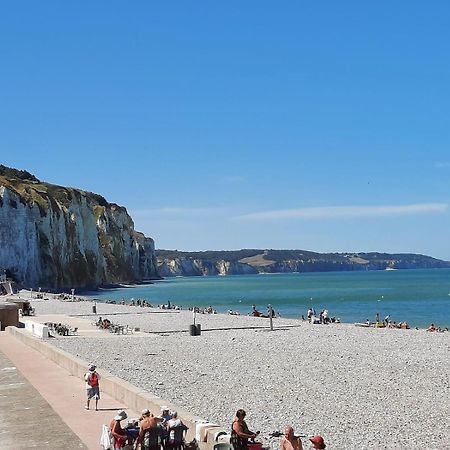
left=1, top=1, right=450, bottom=259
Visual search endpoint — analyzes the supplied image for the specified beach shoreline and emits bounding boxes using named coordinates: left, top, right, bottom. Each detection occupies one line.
left=66, top=269, right=450, bottom=329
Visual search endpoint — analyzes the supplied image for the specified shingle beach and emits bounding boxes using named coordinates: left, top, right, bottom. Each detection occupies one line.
left=33, top=298, right=450, bottom=450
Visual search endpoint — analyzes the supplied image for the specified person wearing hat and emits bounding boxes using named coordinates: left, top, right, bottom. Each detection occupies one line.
left=161, top=406, right=172, bottom=424
left=309, top=435, right=326, bottom=449
left=110, top=410, right=132, bottom=449
left=84, top=364, right=100, bottom=411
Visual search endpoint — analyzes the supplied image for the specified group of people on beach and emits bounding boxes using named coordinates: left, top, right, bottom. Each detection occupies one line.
left=89, top=364, right=188, bottom=450
left=232, top=409, right=326, bottom=450
left=227, top=304, right=278, bottom=317
left=130, top=299, right=152, bottom=307
left=251, top=304, right=277, bottom=318
left=94, top=316, right=136, bottom=334
left=106, top=406, right=186, bottom=450
left=304, top=308, right=339, bottom=324
left=90, top=363, right=326, bottom=450
left=427, top=323, right=449, bottom=332
left=104, top=298, right=154, bottom=308
left=190, top=305, right=217, bottom=314
left=367, top=314, right=411, bottom=329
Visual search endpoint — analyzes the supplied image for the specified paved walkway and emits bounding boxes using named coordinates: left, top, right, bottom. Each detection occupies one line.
left=0, top=349, right=86, bottom=449
left=0, top=331, right=140, bottom=449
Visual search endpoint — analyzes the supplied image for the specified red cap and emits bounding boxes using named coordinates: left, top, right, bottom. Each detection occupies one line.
left=309, top=435, right=326, bottom=449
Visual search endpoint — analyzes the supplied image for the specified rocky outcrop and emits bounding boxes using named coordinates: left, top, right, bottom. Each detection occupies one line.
left=156, top=249, right=450, bottom=277
left=0, top=166, right=159, bottom=289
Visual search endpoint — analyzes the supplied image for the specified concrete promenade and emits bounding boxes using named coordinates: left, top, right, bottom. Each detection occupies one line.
left=0, top=331, right=140, bottom=449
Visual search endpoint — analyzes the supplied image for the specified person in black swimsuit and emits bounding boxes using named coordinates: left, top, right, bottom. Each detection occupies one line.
left=231, top=409, right=259, bottom=450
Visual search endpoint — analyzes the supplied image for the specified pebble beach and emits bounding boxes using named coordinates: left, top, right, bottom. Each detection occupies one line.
left=28, top=297, right=450, bottom=449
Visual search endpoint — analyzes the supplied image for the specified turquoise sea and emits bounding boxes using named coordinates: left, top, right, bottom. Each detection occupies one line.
left=88, top=269, right=450, bottom=328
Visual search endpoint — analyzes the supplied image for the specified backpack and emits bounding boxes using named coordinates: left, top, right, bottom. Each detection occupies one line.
left=89, top=372, right=99, bottom=387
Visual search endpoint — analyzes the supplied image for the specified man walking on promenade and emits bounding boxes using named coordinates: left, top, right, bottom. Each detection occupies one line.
left=84, top=363, right=100, bottom=410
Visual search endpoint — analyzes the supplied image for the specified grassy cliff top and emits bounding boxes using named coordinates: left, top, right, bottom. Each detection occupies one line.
left=0, top=164, right=122, bottom=214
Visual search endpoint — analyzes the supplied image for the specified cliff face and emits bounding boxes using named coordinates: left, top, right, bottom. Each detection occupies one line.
left=157, top=258, right=257, bottom=277
left=0, top=166, right=158, bottom=289
left=156, top=249, right=450, bottom=277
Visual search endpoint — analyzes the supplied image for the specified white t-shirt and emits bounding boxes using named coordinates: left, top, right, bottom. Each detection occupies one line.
left=167, top=418, right=182, bottom=440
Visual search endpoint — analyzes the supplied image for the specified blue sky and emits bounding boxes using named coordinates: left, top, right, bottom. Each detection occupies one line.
left=1, top=2, right=450, bottom=259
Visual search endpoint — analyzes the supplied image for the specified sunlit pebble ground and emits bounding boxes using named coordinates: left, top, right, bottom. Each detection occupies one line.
left=34, top=298, right=450, bottom=449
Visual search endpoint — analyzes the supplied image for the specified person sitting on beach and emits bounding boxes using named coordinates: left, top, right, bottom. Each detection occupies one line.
left=280, top=425, right=303, bottom=450
left=231, top=409, right=259, bottom=450
left=161, top=406, right=172, bottom=424
left=165, top=411, right=188, bottom=449
left=309, top=435, right=326, bottom=449
left=251, top=305, right=262, bottom=317
left=427, top=323, right=437, bottom=332
left=307, top=308, right=314, bottom=322
left=110, top=410, right=133, bottom=449
left=136, top=408, right=163, bottom=449
left=101, top=318, right=111, bottom=329
left=400, top=321, right=410, bottom=329
left=310, top=315, right=321, bottom=324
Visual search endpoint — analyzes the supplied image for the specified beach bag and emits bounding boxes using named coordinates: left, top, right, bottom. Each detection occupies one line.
left=185, top=439, right=199, bottom=450
left=248, top=443, right=263, bottom=450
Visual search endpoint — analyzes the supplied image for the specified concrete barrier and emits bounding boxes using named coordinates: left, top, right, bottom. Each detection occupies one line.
left=5, top=326, right=227, bottom=448
left=21, top=319, right=49, bottom=338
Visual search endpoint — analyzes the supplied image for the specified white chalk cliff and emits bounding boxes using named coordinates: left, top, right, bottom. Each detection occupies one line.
left=0, top=166, right=158, bottom=289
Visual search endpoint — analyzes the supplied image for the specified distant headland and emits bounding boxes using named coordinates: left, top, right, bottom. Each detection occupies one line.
left=156, top=248, right=450, bottom=277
